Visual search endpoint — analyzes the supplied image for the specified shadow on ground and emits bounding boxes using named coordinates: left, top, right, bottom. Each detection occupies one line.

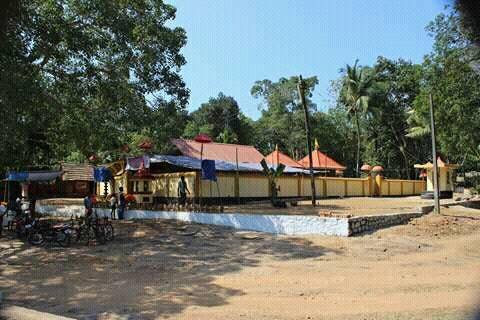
left=0, top=219, right=336, bottom=319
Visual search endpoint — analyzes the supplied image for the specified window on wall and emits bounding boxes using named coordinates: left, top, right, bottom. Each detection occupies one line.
left=144, top=181, right=149, bottom=192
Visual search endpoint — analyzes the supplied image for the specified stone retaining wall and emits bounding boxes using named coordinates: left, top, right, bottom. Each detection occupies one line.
left=348, top=212, right=424, bottom=236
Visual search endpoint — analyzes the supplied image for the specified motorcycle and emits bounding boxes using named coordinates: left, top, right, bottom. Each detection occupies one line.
left=28, top=220, right=74, bottom=247
left=9, top=209, right=32, bottom=238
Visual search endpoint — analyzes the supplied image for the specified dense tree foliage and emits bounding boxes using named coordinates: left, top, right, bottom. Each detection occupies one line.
left=408, top=12, right=480, bottom=171
left=1, top=0, right=188, bottom=171
left=183, top=93, right=254, bottom=145
left=1, top=2, right=478, bottom=179
left=250, top=76, right=319, bottom=157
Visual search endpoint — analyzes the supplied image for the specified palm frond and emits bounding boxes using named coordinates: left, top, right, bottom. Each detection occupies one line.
left=406, top=126, right=430, bottom=138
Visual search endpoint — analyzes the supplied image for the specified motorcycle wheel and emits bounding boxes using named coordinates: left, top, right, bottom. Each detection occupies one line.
left=56, top=230, right=71, bottom=247
left=95, top=225, right=106, bottom=245
left=104, top=224, right=114, bottom=241
left=76, top=224, right=91, bottom=245
left=28, top=232, right=44, bottom=245
left=15, top=222, right=25, bottom=238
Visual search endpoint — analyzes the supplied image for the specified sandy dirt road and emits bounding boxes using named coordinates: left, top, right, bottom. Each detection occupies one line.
left=1, top=205, right=479, bottom=319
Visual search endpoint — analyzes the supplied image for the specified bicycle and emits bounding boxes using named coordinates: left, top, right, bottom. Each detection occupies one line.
left=75, top=213, right=106, bottom=245
left=100, top=216, right=114, bottom=241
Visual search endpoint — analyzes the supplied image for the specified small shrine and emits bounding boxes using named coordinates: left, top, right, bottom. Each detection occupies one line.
left=414, top=157, right=459, bottom=199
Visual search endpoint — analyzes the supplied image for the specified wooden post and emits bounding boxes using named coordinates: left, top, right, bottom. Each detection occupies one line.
left=4, top=180, right=7, bottom=202
left=125, top=173, right=130, bottom=194
left=199, top=143, right=203, bottom=207
left=344, top=180, right=348, bottom=197
left=429, top=94, right=440, bottom=214
left=235, top=148, right=240, bottom=204
left=297, top=175, right=301, bottom=197
left=400, top=181, right=404, bottom=196
left=166, top=175, right=170, bottom=198
left=194, top=172, right=200, bottom=200
left=298, top=75, right=316, bottom=206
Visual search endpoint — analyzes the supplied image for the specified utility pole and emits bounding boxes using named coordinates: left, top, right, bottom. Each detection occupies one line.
left=298, top=75, right=316, bottom=207
left=429, top=94, right=440, bottom=214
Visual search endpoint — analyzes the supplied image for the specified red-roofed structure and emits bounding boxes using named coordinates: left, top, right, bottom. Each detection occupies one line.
left=171, top=138, right=265, bottom=163
left=265, top=146, right=302, bottom=168
left=299, top=143, right=346, bottom=173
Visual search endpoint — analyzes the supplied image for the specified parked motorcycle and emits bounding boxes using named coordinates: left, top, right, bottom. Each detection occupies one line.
left=28, top=220, right=74, bottom=247
left=9, top=209, right=32, bottom=238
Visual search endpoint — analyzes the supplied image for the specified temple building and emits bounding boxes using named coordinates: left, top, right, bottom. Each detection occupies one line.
left=298, top=140, right=346, bottom=176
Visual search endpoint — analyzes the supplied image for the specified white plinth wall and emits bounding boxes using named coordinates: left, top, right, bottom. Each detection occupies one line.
left=35, top=204, right=350, bottom=236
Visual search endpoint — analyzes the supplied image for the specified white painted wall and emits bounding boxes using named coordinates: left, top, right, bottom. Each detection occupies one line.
left=35, top=203, right=350, bottom=236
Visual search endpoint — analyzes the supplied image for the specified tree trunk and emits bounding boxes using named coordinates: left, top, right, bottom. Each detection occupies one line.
left=354, top=112, right=361, bottom=177
left=270, top=180, right=276, bottom=206
left=390, top=124, right=410, bottom=179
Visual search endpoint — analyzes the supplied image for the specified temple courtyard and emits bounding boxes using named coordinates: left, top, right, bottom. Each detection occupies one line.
left=1, top=204, right=480, bottom=320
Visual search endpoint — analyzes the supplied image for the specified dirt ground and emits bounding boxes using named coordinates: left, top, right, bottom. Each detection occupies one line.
left=1, top=204, right=480, bottom=320
left=225, top=196, right=467, bottom=216
left=38, top=196, right=475, bottom=217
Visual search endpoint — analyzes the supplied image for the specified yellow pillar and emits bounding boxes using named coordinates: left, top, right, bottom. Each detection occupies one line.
left=375, top=174, right=384, bottom=197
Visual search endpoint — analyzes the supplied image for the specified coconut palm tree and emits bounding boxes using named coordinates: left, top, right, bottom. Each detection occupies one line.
left=342, top=60, right=374, bottom=176
left=406, top=108, right=430, bottom=138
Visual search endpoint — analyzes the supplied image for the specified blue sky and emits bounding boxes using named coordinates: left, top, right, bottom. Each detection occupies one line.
left=168, top=0, right=446, bottom=120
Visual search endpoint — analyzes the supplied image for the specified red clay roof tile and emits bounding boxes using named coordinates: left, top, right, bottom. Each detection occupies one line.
left=172, top=139, right=265, bottom=163
left=299, top=149, right=346, bottom=170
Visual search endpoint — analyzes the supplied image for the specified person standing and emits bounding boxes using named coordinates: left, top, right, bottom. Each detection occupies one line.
left=83, top=194, right=93, bottom=220
left=177, top=176, right=190, bottom=206
left=109, top=194, right=117, bottom=220
left=117, top=187, right=126, bottom=220
left=0, top=202, right=6, bottom=237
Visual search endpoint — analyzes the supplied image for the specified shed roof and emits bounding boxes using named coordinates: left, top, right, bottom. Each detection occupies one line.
left=299, top=149, right=346, bottom=171
left=61, top=163, right=94, bottom=181
left=6, top=170, right=62, bottom=182
left=264, top=148, right=302, bottom=168
left=172, top=138, right=265, bottom=163
left=149, top=155, right=314, bottom=174
left=414, top=157, right=459, bottom=169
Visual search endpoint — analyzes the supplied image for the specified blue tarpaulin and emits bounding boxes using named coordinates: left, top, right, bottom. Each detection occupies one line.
left=6, top=171, right=28, bottom=181
left=149, top=155, right=316, bottom=174
left=6, top=171, right=61, bottom=182
left=93, top=167, right=112, bottom=182
left=201, top=160, right=217, bottom=181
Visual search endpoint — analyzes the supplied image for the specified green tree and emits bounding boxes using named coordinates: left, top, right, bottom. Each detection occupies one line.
left=408, top=12, right=480, bottom=169
left=0, top=0, right=189, bottom=171
left=340, top=60, right=374, bottom=176
left=251, top=76, right=318, bottom=157
left=368, top=57, right=428, bottom=178
left=183, top=93, right=254, bottom=144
